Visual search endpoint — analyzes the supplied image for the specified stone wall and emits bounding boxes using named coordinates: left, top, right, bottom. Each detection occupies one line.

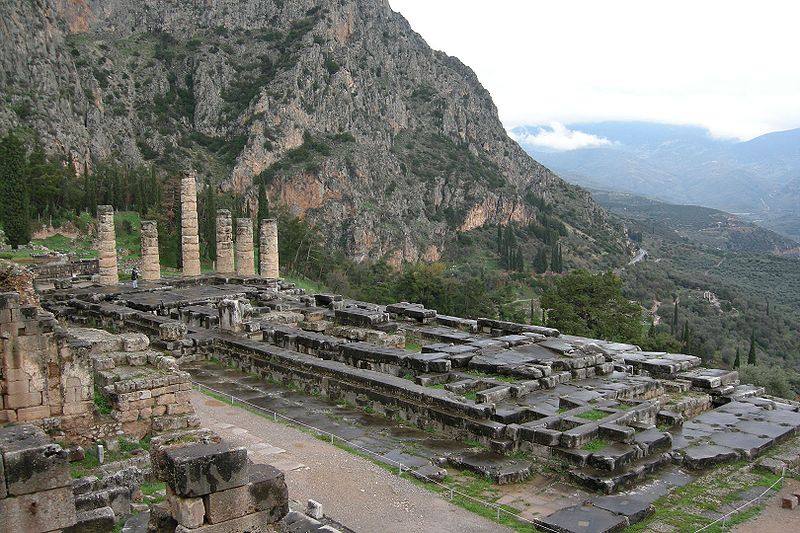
left=96, top=205, right=118, bottom=285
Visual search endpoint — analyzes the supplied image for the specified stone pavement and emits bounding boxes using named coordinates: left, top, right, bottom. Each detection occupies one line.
left=190, top=391, right=513, bottom=533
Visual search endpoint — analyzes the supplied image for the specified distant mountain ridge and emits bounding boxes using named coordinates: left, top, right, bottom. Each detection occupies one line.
left=511, top=122, right=800, bottom=240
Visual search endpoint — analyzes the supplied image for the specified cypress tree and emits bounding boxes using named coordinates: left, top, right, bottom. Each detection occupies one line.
left=201, top=184, right=216, bottom=261
left=733, top=347, right=741, bottom=369
left=747, top=331, right=757, bottom=365
left=257, top=183, right=270, bottom=221
left=671, top=299, right=679, bottom=336
left=550, top=245, right=558, bottom=273
left=0, top=132, right=31, bottom=246
left=496, top=225, right=503, bottom=254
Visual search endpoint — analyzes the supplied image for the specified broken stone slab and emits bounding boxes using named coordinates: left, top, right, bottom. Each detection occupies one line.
left=756, top=457, right=786, bottom=475
left=161, top=441, right=249, bottom=497
left=411, top=463, right=448, bottom=483
left=477, top=318, right=560, bottom=337
left=681, top=444, right=739, bottom=469
left=63, top=506, right=116, bottom=533
left=536, top=504, right=628, bottom=533
left=0, top=424, right=70, bottom=496
left=0, top=485, right=78, bottom=532
left=591, top=494, right=655, bottom=523
left=448, top=451, right=533, bottom=484
left=475, top=385, right=512, bottom=404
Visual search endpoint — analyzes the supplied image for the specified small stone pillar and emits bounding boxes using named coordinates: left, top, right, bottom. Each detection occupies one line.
left=140, top=220, right=161, bottom=281
left=235, top=218, right=255, bottom=276
left=216, top=209, right=235, bottom=273
left=181, top=173, right=201, bottom=276
left=259, top=219, right=279, bottom=278
left=97, top=205, right=118, bottom=285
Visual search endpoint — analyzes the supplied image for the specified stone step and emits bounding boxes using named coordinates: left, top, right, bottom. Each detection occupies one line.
left=568, top=452, right=674, bottom=494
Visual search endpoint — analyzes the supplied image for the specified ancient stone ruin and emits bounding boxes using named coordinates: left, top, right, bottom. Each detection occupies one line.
left=259, top=218, right=279, bottom=278
left=180, top=174, right=201, bottom=277
left=96, top=205, right=118, bottom=286
left=215, top=209, right=235, bottom=274
left=140, top=220, right=161, bottom=281
left=235, top=217, right=255, bottom=276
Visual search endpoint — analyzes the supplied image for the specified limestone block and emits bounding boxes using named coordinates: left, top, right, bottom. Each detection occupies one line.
left=0, top=425, right=70, bottom=496
left=203, top=483, right=250, bottom=524
left=62, top=506, right=115, bottom=533
left=249, top=463, right=288, bottom=514
left=148, top=502, right=178, bottom=532
left=122, top=333, right=150, bottom=352
left=0, top=485, right=77, bottom=533
left=162, top=442, right=249, bottom=497
left=16, top=405, right=52, bottom=422
left=168, top=487, right=205, bottom=529
left=307, top=499, right=323, bottom=519
left=149, top=429, right=221, bottom=479
left=174, top=508, right=282, bottom=533
left=160, top=322, right=187, bottom=341
left=203, top=465, right=287, bottom=524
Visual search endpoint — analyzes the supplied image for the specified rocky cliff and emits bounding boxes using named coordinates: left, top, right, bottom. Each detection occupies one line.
left=0, top=0, right=627, bottom=266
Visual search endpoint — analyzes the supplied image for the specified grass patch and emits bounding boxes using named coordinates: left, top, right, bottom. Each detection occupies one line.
left=576, top=409, right=609, bottom=421
left=464, top=391, right=478, bottom=401
left=581, top=438, right=609, bottom=451
left=93, top=386, right=112, bottom=415
left=405, top=341, right=422, bottom=352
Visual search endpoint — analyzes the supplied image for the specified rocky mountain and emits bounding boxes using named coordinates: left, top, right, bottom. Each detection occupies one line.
left=0, top=0, right=627, bottom=267
left=511, top=122, right=800, bottom=240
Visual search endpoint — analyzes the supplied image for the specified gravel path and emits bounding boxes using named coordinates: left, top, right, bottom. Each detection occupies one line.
left=731, top=478, right=800, bottom=533
left=191, top=391, right=512, bottom=533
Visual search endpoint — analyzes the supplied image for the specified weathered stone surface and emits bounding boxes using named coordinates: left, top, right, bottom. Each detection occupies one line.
left=140, top=220, right=161, bottom=281
left=0, top=425, right=70, bottom=496
left=216, top=209, right=235, bottom=274
left=181, top=174, right=201, bottom=276
left=162, top=442, right=249, bottom=497
left=537, top=504, right=628, bottom=533
left=174, top=508, right=280, bottom=532
left=259, top=218, right=279, bottom=278
left=96, top=205, right=118, bottom=285
left=160, top=322, right=187, bottom=341
left=63, top=506, right=116, bottom=533
left=235, top=218, right=255, bottom=276
left=249, top=463, right=288, bottom=516
left=0, top=485, right=77, bottom=532
left=168, top=487, right=205, bottom=529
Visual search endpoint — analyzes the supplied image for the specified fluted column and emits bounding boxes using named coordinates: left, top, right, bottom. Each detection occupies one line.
left=180, top=173, right=201, bottom=276
left=140, top=220, right=160, bottom=281
left=259, top=219, right=279, bottom=278
left=96, top=205, right=118, bottom=285
left=216, top=209, right=235, bottom=273
left=235, top=218, right=255, bottom=276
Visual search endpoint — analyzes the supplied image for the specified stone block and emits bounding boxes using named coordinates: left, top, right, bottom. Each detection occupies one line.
left=148, top=502, right=178, bottom=532
left=174, top=508, right=281, bottom=533
left=5, top=391, right=42, bottom=409
left=107, top=485, right=132, bottom=516
left=307, top=499, right=323, bottom=519
left=249, top=463, right=288, bottom=514
left=169, top=487, right=205, bottom=529
left=63, top=506, right=116, bottom=533
left=782, top=496, right=798, bottom=509
left=162, top=441, right=249, bottom=497
left=0, top=425, right=70, bottom=496
left=75, top=490, right=110, bottom=512
left=0, top=485, right=77, bottom=533
left=16, top=405, right=52, bottom=421
left=203, top=482, right=250, bottom=524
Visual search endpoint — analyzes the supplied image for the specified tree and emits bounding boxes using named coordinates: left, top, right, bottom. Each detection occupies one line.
left=533, top=247, right=548, bottom=274
left=257, top=183, right=270, bottom=221
left=540, top=270, right=643, bottom=343
left=733, top=347, right=741, bottom=369
left=0, top=132, right=31, bottom=246
left=201, top=183, right=216, bottom=261
left=747, top=330, right=757, bottom=365
left=671, top=298, right=679, bottom=336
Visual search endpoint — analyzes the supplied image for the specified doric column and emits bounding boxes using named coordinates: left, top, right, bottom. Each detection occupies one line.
left=180, top=173, right=201, bottom=276
left=235, top=218, right=255, bottom=276
left=96, top=205, right=118, bottom=285
left=259, top=219, right=279, bottom=278
left=140, top=220, right=160, bottom=281
left=216, top=209, right=235, bottom=273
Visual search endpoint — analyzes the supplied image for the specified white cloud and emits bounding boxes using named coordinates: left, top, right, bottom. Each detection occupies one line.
left=389, top=0, right=800, bottom=140
left=511, top=123, right=611, bottom=151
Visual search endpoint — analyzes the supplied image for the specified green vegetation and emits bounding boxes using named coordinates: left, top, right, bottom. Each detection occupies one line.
left=575, top=409, right=609, bottom=421
left=542, top=270, right=644, bottom=344
left=581, top=438, right=609, bottom=451
left=93, top=386, right=112, bottom=415
left=69, top=437, right=149, bottom=478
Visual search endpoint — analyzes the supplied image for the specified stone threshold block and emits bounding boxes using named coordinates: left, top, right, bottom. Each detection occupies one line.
left=162, top=441, right=249, bottom=497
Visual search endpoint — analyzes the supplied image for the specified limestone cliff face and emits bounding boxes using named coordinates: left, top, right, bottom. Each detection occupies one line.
left=0, top=0, right=626, bottom=265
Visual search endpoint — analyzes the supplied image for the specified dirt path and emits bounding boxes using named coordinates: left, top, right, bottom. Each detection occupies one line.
left=731, top=478, right=800, bottom=533
left=190, top=391, right=512, bottom=533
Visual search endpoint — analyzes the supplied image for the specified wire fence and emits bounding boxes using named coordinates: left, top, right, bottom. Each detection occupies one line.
left=192, top=381, right=794, bottom=533
left=192, top=381, right=560, bottom=533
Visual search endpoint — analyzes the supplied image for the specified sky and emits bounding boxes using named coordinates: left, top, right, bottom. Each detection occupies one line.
left=387, top=0, right=800, bottom=144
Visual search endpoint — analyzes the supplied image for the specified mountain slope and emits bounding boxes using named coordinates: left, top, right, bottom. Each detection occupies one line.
left=511, top=122, right=800, bottom=240
left=0, top=0, right=627, bottom=267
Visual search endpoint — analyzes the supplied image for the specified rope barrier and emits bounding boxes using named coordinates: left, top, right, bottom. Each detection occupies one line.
left=192, top=380, right=563, bottom=533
